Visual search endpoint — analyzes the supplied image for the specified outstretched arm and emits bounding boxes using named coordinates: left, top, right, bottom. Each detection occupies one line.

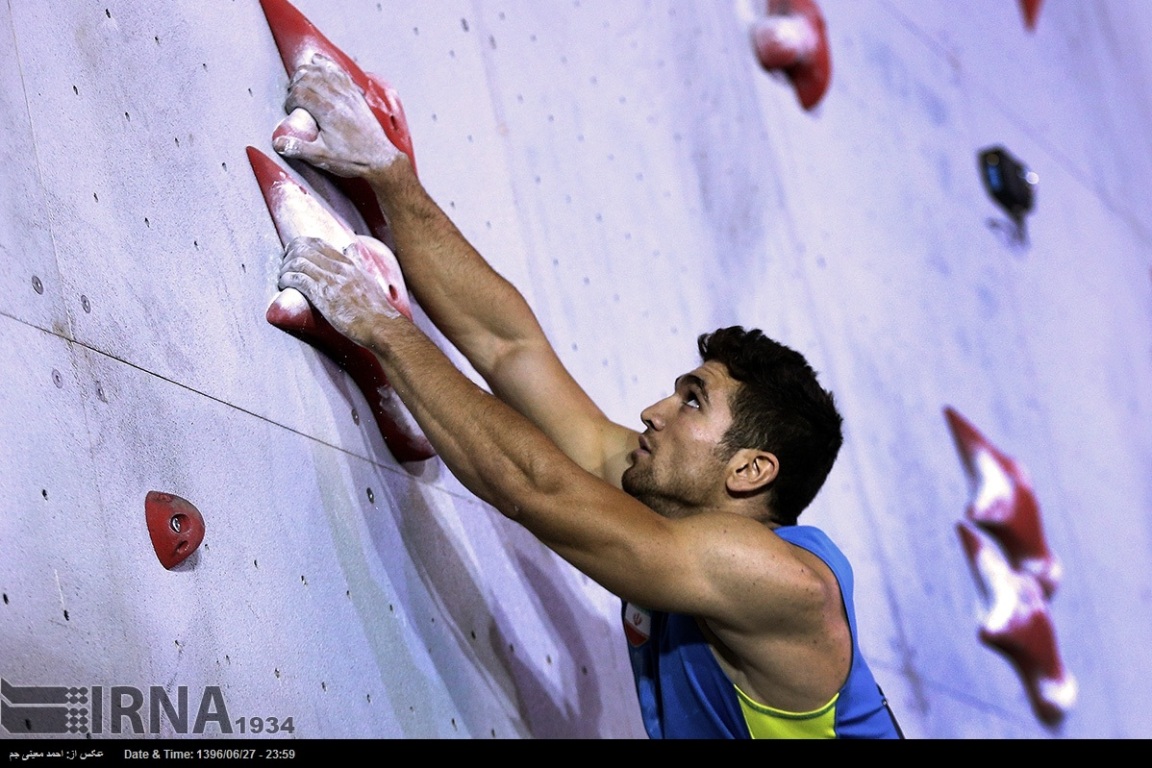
left=274, top=56, right=635, bottom=485
left=277, top=238, right=849, bottom=715
left=276, top=238, right=830, bottom=626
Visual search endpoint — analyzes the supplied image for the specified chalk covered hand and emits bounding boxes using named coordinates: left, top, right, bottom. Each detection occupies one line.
left=278, top=236, right=406, bottom=349
left=273, top=54, right=402, bottom=180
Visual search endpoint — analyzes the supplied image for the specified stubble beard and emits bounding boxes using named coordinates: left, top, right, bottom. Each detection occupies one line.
left=623, top=440, right=737, bottom=519
left=622, top=460, right=703, bottom=520
left=622, top=463, right=669, bottom=516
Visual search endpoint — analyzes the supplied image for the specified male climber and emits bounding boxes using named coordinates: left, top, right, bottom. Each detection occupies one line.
left=273, top=55, right=901, bottom=739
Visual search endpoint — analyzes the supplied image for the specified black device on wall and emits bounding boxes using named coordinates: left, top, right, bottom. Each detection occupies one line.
left=979, top=146, right=1038, bottom=225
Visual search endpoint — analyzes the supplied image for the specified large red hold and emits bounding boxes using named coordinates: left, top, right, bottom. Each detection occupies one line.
left=751, top=0, right=832, bottom=110
left=1019, top=0, right=1043, bottom=31
left=146, top=492, right=206, bottom=570
left=264, top=280, right=434, bottom=463
left=259, top=0, right=416, bottom=245
left=943, top=407, right=1061, bottom=598
left=247, top=146, right=434, bottom=463
left=956, top=521, right=1076, bottom=725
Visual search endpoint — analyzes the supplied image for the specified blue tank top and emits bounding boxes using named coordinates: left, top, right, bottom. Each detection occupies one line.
left=622, top=525, right=901, bottom=738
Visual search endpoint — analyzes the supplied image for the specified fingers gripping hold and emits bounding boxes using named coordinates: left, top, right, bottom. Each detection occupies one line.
left=275, top=54, right=399, bottom=178
left=283, top=55, right=357, bottom=115
left=278, top=236, right=342, bottom=308
left=271, top=108, right=320, bottom=161
left=282, top=235, right=348, bottom=274
left=277, top=236, right=403, bottom=348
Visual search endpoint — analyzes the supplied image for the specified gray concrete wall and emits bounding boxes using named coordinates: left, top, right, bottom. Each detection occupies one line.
left=2, top=0, right=1150, bottom=738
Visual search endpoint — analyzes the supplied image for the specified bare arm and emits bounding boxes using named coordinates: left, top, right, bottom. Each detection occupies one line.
left=277, top=238, right=838, bottom=634
left=274, top=55, right=635, bottom=484
left=366, top=167, right=637, bottom=483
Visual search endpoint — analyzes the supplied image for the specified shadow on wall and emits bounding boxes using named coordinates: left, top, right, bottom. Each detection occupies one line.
left=367, top=460, right=613, bottom=737
left=493, top=545, right=607, bottom=738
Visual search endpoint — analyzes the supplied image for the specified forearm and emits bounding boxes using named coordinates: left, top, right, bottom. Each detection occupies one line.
left=366, top=313, right=567, bottom=518
left=274, top=56, right=627, bottom=481
left=367, top=316, right=690, bottom=610
left=275, top=55, right=545, bottom=381
left=367, top=162, right=548, bottom=379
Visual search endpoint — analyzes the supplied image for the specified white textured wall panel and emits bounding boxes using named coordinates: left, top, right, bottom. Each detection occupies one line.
left=2, top=0, right=1151, bottom=739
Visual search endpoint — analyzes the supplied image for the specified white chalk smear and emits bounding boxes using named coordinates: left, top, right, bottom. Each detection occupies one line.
left=733, top=0, right=758, bottom=26
left=269, top=180, right=354, bottom=250
left=753, top=15, right=818, bottom=58
left=270, top=287, right=310, bottom=315
left=54, top=568, right=67, bottom=614
left=971, top=449, right=1013, bottom=521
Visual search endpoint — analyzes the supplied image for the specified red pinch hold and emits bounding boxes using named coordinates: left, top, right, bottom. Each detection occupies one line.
left=146, top=492, right=205, bottom=570
left=260, top=0, right=416, bottom=245
left=245, top=146, right=413, bottom=320
left=1019, top=0, right=1043, bottom=31
left=265, top=289, right=434, bottom=462
left=752, top=0, right=832, bottom=110
left=246, top=146, right=433, bottom=463
left=943, top=407, right=1061, bottom=598
left=956, top=521, right=1076, bottom=725
left=260, top=0, right=415, bottom=167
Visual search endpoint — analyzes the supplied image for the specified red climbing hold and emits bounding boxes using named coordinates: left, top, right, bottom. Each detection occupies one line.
left=751, top=0, right=832, bottom=110
left=259, top=0, right=416, bottom=246
left=246, top=147, right=415, bottom=321
left=956, top=521, right=1076, bottom=724
left=145, top=491, right=205, bottom=570
left=264, top=282, right=433, bottom=463
left=259, top=0, right=414, bottom=168
left=943, top=407, right=1061, bottom=598
left=246, top=147, right=434, bottom=463
left=1019, top=0, right=1043, bottom=31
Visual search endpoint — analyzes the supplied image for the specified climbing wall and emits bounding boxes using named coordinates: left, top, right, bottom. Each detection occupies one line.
left=2, top=0, right=1150, bottom=739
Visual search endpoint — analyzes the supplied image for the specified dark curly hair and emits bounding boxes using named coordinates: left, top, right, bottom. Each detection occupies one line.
left=698, top=327, right=843, bottom=525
